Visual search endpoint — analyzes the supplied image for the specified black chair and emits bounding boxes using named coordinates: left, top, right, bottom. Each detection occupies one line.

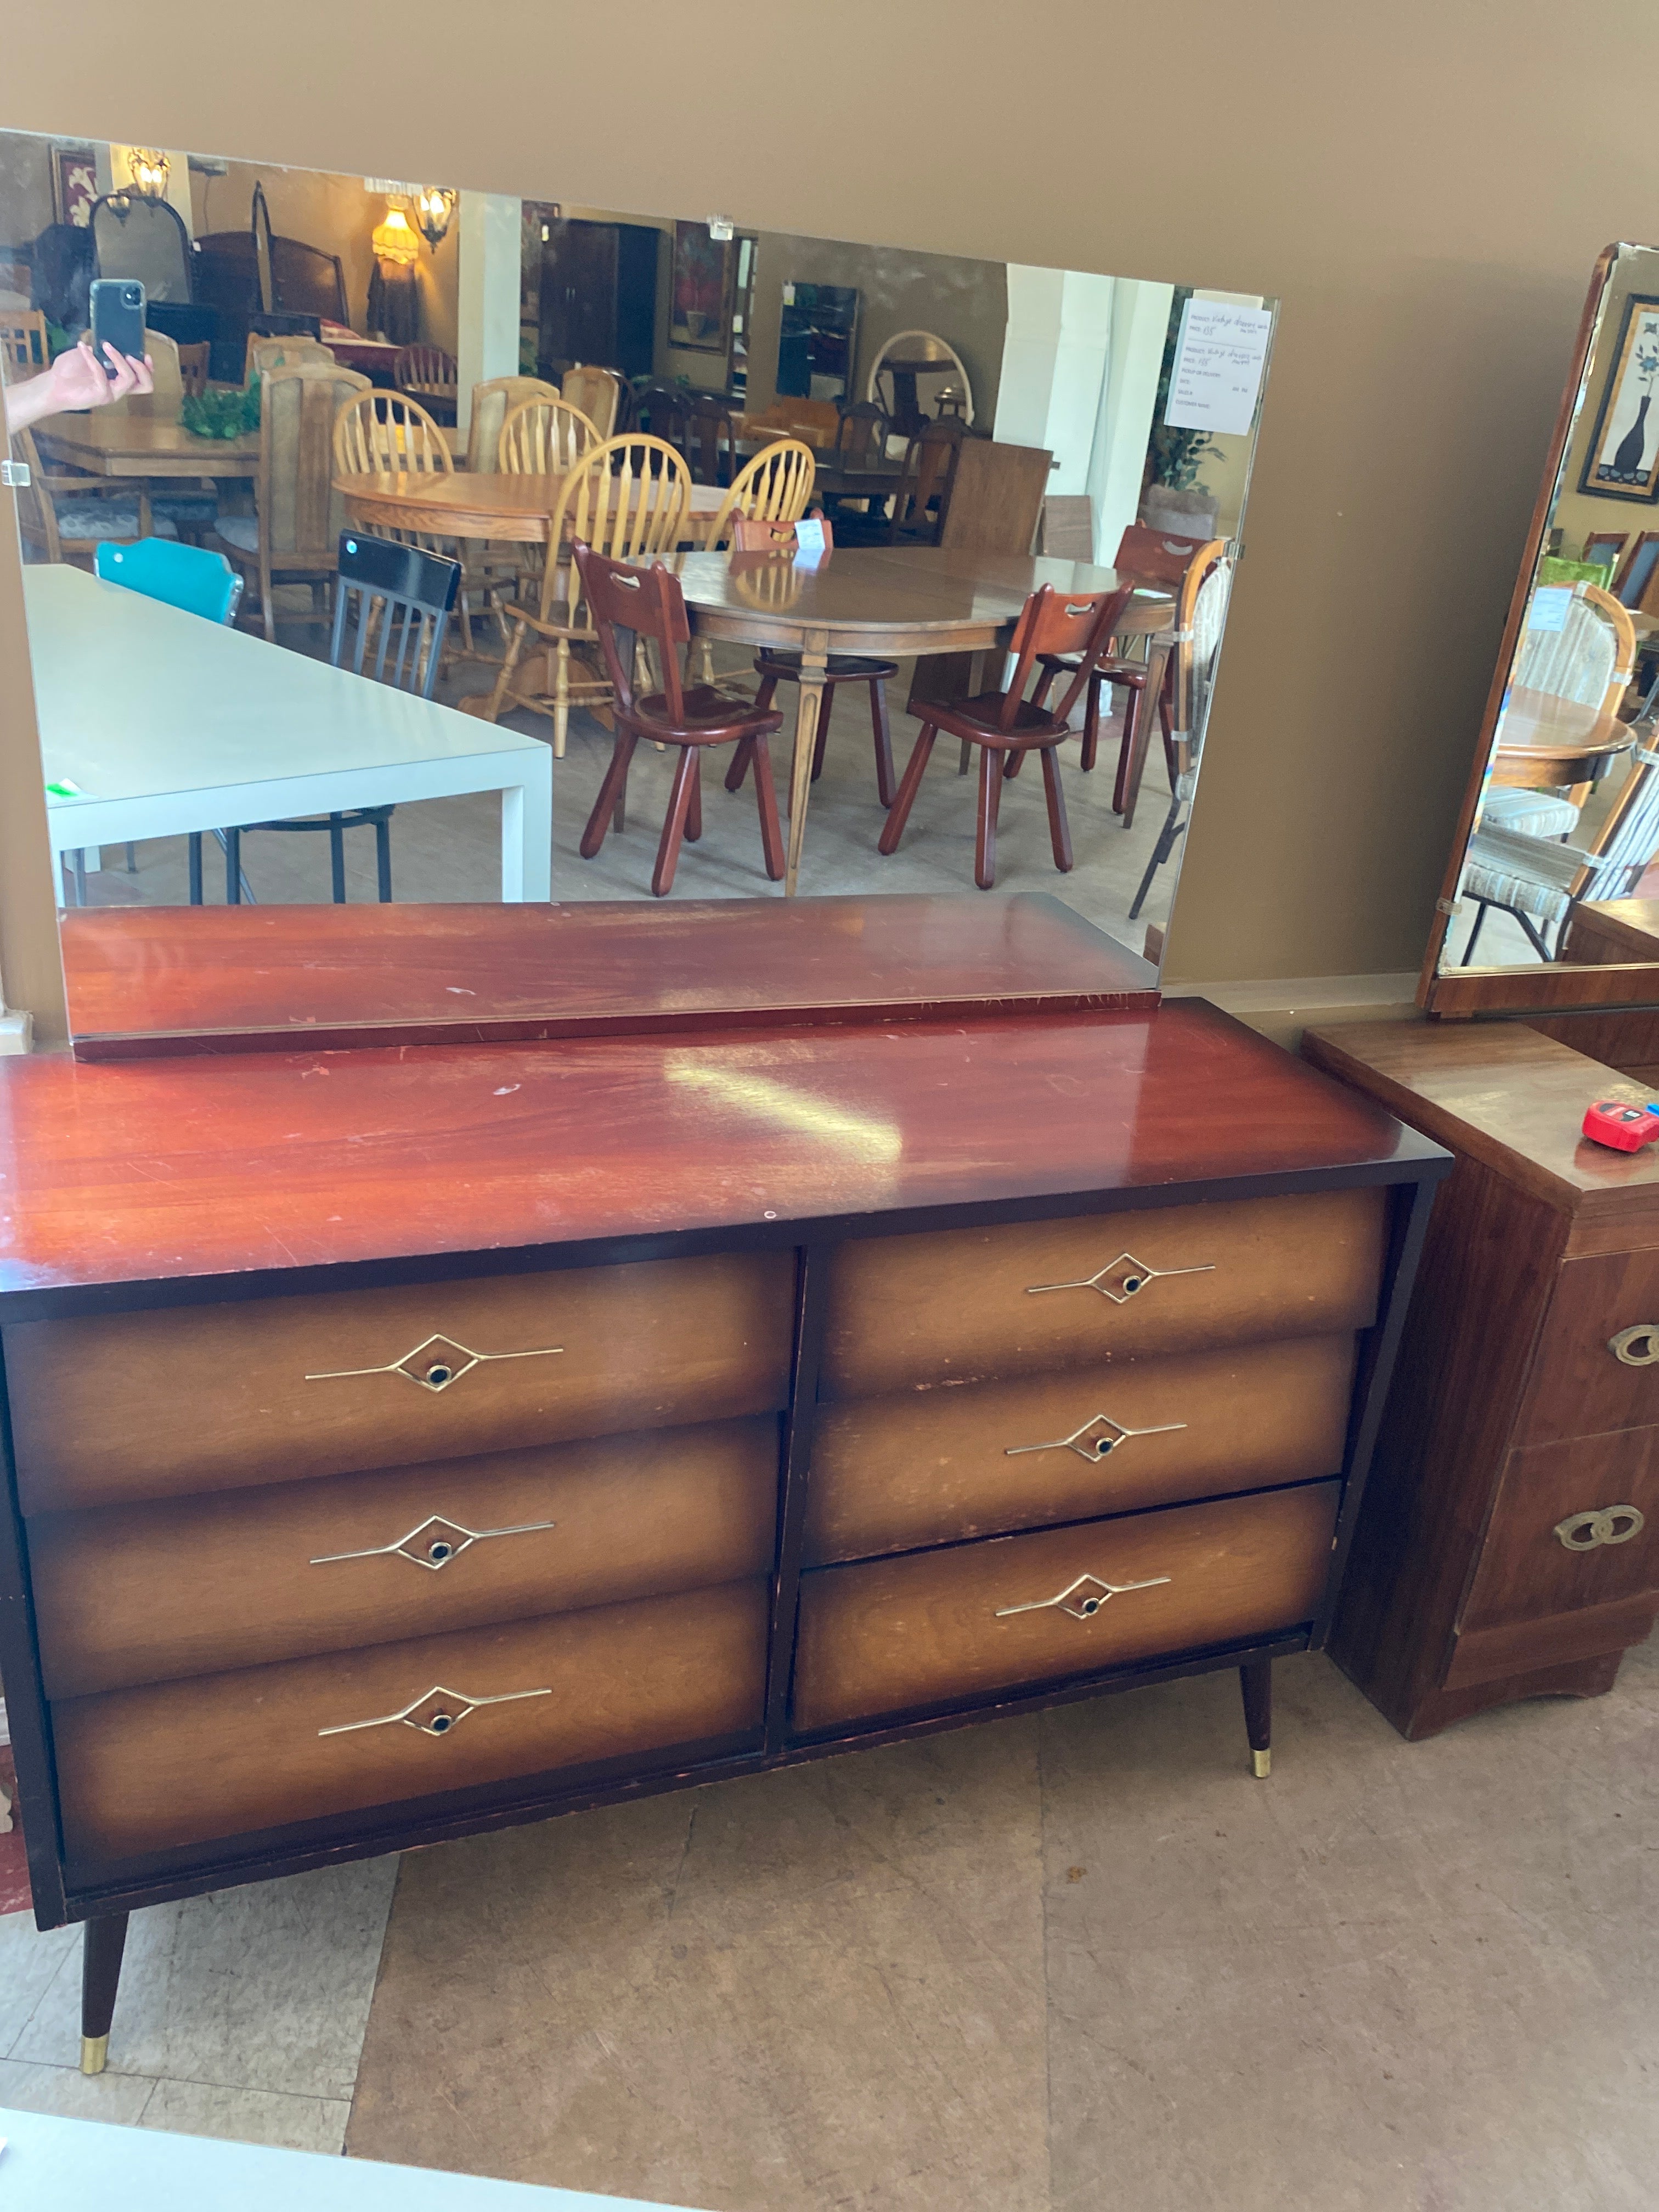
left=216, top=535, right=461, bottom=905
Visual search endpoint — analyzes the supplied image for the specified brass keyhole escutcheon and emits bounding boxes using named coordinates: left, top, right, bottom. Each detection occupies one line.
left=425, top=1363, right=453, bottom=1388
left=1119, top=1275, right=1144, bottom=1296
left=428, top=1541, right=454, bottom=1564
left=427, top=1711, right=454, bottom=1734
left=1609, top=1325, right=1659, bottom=1368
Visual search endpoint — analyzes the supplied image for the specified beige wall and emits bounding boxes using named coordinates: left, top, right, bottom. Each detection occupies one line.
left=2, top=2, right=1657, bottom=1012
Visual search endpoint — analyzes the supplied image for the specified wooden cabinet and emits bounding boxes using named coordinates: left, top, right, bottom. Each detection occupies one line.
left=1302, top=1017, right=1659, bottom=1737
left=536, top=219, right=658, bottom=382
left=0, top=898, right=1444, bottom=2072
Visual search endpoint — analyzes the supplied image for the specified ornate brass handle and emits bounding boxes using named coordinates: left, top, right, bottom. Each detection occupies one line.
left=310, top=1511, right=556, bottom=1572
left=1608, top=1326, right=1659, bottom=1368
left=1005, top=1411, right=1186, bottom=1464
left=318, top=1682, right=552, bottom=1740
left=305, top=1330, right=563, bottom=1394
left=995, top=1570, right=1171, bottom=1621
left=1554, top=1505, right=1646, bottom=1551
left=1025, top=1250, right=1215, bottom=1305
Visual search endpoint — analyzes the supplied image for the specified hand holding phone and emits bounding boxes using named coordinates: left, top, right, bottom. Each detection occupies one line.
left=89, top=278, right=146, bottom=379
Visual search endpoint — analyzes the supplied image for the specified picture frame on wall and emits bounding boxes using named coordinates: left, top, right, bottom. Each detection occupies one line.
left=1579, top=293, right=1659, bottom=501
left=669, top=219, right=736, bottom=354
left=50, top=144, right=99, bottom=228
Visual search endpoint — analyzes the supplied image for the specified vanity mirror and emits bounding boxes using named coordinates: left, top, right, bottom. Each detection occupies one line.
left=1424, top=242, right=1659, bottom=1015
left=0, top=126, right=1277, bottom=1048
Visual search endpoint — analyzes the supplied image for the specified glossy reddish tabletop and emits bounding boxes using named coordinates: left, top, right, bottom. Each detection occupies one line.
left=0, top=996, right=1444, bottom=1308
left=60, top=894, right=1159, bottom=1057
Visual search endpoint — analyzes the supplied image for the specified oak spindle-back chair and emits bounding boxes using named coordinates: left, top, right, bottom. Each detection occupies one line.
left=477, top=433, right=691, bottom=754
left=574, top=541, right=786, bottom=896
left=879, top=581, right=1135, bottom=889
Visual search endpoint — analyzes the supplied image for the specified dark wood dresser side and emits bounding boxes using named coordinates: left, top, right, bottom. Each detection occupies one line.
left=1302, top=1017, right=1659, bottom=1739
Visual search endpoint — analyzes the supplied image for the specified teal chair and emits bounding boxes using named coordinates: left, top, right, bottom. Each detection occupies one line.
left=87, top=538, right=249, bottom=904
left=94, top=537, right=243, bottom=625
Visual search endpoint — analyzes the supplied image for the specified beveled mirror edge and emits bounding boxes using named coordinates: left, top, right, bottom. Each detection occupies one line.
left=1420, top=244, right=1626, bottom=1019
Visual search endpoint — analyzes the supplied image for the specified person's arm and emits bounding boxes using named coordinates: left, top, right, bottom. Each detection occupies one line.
left=3, top=339, right=155, bottom=436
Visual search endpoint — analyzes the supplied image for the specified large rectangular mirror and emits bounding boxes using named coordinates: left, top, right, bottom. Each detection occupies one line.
left=0, top=126, right=1276, bottom=1045
left=1425, top=242, right=1659, bottom=1014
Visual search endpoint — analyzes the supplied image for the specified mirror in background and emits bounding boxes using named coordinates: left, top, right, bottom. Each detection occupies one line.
left=1431, top=243, right=1659, bottom=991
left=0, top=125, right=1276, bottom=1039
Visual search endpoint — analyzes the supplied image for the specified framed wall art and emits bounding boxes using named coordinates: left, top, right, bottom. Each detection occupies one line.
left=669, top=219, right=736, bottom=353
left=1580, top=292, right=1659, bottom=501
left=50, top=144, right=98, bottom=228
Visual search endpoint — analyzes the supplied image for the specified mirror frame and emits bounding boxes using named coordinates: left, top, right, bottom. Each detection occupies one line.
left=1419, top=242, right=1659, bottom=1018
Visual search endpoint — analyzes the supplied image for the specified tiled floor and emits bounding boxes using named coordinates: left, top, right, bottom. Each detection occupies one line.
left=7, top=1637, right=1656, bottom=2208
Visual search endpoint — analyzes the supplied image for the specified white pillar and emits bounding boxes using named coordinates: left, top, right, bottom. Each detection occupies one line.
left=994, top=267, right=1115, bottom=493
left=1086, top=279, right=1175, bottom=564
left=456, top=191, right=521, bottom=435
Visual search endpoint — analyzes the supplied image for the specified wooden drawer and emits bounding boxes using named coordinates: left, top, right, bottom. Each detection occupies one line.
left=819, top=1190, right=1384, bottom=1397
left=30, top=1416, right=779, bottom=1697
left=805, top=1335, right=1356, bottom=1564
left=1458, top=1426, right=1659, bottom=1642
left=792, top=1481, right=1338, bottom=1734
left=6, top=1249, right=794, bottom=1512
left=53, top=1579, right=769, bottom=1863
left=1517, top=1250, right=1659, bottom=1447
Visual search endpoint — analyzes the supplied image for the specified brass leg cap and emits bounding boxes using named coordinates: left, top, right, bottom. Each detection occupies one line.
left=1251, top=1748, right=1272, bottom=1779
left=80, top=2034, right=109, bottom=2076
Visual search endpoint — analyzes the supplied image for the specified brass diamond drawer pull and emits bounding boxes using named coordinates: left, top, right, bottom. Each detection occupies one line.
left=310, top=1511, right=556, bottom=1571
left=1025, top=1251, right=1215, bottom=1304
left=318, top=1682, right=552, bottom=1740
left=995, top=1570, right=1171, bottom=1621
left=304, top=1331, right=563, bottom=1393
left=1608, top=1325, right=1659, bottom=1368
left=1005, top=1411, right=1187, bottom=1464
left=1554, top=1505, right=1646, bottom=1551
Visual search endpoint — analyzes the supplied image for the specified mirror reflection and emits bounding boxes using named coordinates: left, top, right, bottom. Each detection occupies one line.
left=0, top=126, right=1276, bottom=1019
left=1441, top=242, right=1659, bottom=974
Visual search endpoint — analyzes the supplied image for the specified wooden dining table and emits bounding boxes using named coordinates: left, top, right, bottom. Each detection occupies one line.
left=335, top=470, right=728, bottom=543
left=32, top=415, right=261, bottom=479
left=1491, top=683, right=1635, bottom=789
left=668, top=546, right=1177, bottom=896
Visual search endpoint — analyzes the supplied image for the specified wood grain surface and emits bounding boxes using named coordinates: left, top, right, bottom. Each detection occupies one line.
left=791, top=1482, right=1339, bottom=1734
left=60, top=894, right=1159, bottom=1056
left=53, top=1578, right=770, bottom=1861
left=819, top=1189, right=1385, bottom=1396
left=0, top=1001, right=1436, bottom=1306
left=1458, top=1425, right=1659, bottom=1634
left=30, top=1415, right=781, bottom=1696
left=1514, top=1249, right=1659, bottom=1444
left=7, top=1250, right=794, bottom=1510
left=804, top=1334, right=1356, bottom=1562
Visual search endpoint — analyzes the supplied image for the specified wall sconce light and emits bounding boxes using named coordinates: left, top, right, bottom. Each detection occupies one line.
left=127, top=149, right=171, bottom=200
left=412, top=185, right=458, bottom=251
left=371, top=203, right=420, bottom=268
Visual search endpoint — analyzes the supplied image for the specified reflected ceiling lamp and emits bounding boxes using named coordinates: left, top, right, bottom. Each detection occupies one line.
left=371, top=202, right=420, bottom=268
left=412, top=185, right=457, bottom=251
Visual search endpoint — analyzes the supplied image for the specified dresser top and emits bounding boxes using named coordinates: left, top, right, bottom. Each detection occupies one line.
left=0, top=998, right=1441, bottom=1309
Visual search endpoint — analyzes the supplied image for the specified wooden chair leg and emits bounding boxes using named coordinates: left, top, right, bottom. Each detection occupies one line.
left=726, top=674, right=778, bottom=792
left=686, top=752, right=703, bottom=843
left=751, top=736, right=786, bottom=881
left=1080, top=673, right=1102, bottom=772
left=579, top=731, right=639, bottom=859
left=553, top=637, right=571, bottom=759
left=810, top=684, right=835, bottom=783
left=1112, top=686, right=1144, bottom=816
left=1159, top=680, right=1178, bottom=792
left=869, top=680, right=896, bottom=807
left=878, top=723, right=939, bottom=855
left=974, top=743, right=1003, bottom=890
left=1040, top=743, right=1073, bottom=873
left=478, top=616, right=528, bottom=724
left=958, top=738, right=973, bottom=776
left=652, top=747, right=700, bottom=896
left=1118, top=681, right=1158, bottom=831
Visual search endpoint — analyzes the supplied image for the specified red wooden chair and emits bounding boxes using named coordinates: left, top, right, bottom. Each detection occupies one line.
left=878, top=581, right=1133, bottom=889
left=573, top=541, right=787, bottom=896
left=723, top=514, right=899, bottom=808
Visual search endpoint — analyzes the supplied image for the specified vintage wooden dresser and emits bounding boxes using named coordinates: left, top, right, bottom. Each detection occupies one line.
left=1, top=896, right=1445, bottom=2070
left=1304, top=1016, right=1659, bottom=1738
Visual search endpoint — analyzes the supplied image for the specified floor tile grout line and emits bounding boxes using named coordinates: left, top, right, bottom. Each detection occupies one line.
left=343, top=1850, right=406, bottom=2150
left=1037, top=1710, right=1056, bottom=2212
left=2, top=1930, right=77, bottom=2063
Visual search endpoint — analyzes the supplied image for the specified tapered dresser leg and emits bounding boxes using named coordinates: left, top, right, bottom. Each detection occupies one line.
left=1240, top=1657, right=1272, bottom=1779
left=81, top=1912, right=129, bottom=2074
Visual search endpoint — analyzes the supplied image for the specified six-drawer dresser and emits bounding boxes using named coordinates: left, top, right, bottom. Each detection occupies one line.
left=0, top=897, right=1447, bottom=2070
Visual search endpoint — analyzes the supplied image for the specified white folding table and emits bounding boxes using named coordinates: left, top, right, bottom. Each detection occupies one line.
left=26, top=567, right=553, bottom=904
